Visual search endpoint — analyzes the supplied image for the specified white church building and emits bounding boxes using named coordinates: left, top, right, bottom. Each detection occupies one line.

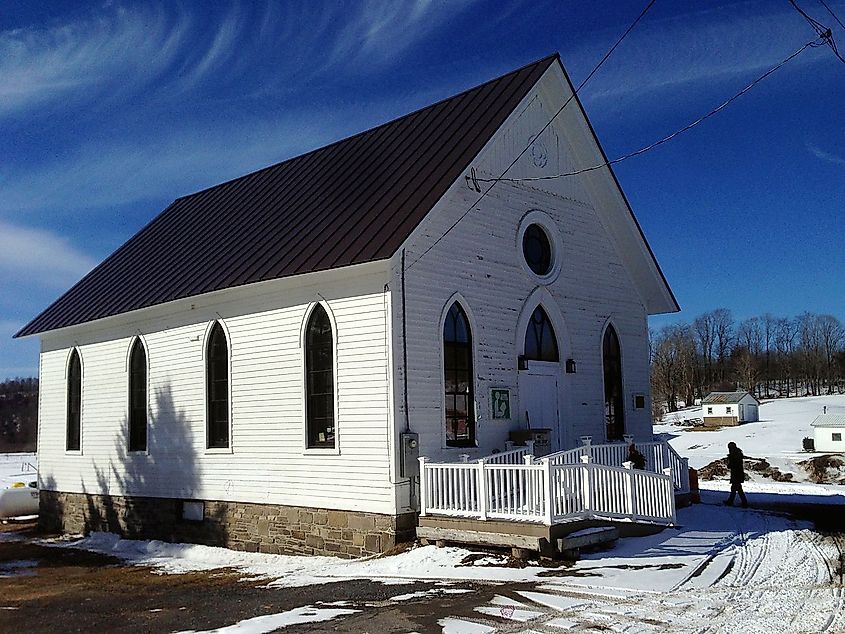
left=19, top=54, right=681, bottom=557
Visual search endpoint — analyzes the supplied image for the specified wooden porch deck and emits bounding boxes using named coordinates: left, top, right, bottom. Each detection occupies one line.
left=417, top=440, right=689, bottom=556
left=416, top=514, right=666, bottom=558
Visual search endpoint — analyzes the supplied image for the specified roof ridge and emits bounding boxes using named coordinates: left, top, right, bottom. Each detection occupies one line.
left=174, top=53, right=560, bottom=202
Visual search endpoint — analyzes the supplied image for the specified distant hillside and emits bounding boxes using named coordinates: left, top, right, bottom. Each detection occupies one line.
left=0, top=377, right=37, bottom=452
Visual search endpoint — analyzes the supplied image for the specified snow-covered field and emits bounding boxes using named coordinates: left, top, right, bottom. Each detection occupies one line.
left=44, top=494, right=844, bottom=633
left=0, top=453, right=37, bottom=488
left=656, top=394, right=845, bottom=484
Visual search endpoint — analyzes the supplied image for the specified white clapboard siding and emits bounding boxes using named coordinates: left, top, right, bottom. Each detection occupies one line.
left=37, top=264, right=398, bottom=515
left=392, top=66, right=653, bottom=463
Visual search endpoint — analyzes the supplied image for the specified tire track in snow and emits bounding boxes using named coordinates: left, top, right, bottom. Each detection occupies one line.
left=795, top=531, right=845, bottom=633
left=440, top=526, right=844, bottom=633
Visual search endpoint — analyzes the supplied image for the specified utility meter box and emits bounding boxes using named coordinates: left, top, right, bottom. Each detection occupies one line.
left=400, top=432, right=420, bottom=478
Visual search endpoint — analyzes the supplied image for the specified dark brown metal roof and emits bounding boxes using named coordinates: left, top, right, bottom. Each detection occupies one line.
left=17, top=55, right=558, bottom=337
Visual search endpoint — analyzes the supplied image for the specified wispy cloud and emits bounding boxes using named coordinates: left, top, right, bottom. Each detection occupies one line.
left=0, top=221, right=96, bottom=288
left=263, top=0, right=480, bottom=78
left=808, top=142, right=845, bottom=168
left=178, top=5, right=244, bottom=89
left=0, top=6, right=189, bottom=118
left=0, top=321, right=38, bottom=377
left=569, top=2, right=826, bottom=105
left=0, top=110, right=350, bottom=215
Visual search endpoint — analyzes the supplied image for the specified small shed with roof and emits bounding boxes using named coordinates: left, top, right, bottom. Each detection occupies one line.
left=701, top=391, right=759, bottom=426
left=811, top=414, right=845, bottom=452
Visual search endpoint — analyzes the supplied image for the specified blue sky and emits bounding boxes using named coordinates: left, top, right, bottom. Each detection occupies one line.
left=2, top=0, right=845, bottom=379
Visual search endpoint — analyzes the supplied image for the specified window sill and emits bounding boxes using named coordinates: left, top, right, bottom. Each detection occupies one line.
left=128, top=450, right=149, bottom=456
left=64, top=449, right=83, bottom=456
left=303, top=446, right=340, bottom=456
left=443, top=443, right=477, bottom=450
left=204, top=447, right=233, bottom=455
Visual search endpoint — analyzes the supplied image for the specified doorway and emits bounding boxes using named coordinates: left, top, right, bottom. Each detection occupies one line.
left=518, top=362, right=561, bottom=450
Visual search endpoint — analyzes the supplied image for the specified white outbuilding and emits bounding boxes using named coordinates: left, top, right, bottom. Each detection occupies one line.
left=701, top=391, right=760, bottom=426
left=810, top=414, right=845, bottom=453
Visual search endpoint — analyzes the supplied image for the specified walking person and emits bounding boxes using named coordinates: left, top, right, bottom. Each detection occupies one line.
left=724, top=441, right=749, bottom=507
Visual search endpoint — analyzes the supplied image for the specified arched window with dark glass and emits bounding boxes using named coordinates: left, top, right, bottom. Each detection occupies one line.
left=206, top=322, right=229, bottom=449
left=306, top=304, right=334, bottom=448
left=524, top=306, right=559, bottom=362
left=66, top=349, right=81, bottom=451
left=444, top=302, right=475, bottom=447
left=128, top=339, right=148, bottom=452
left=603, top=325, right=625, bottom=440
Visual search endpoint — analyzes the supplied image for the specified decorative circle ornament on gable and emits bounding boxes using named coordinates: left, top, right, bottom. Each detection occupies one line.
left=518, top=212, right=561, bottom=284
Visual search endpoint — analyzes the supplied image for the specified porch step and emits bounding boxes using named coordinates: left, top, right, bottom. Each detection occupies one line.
left=556, top=526, right=618, bottom=561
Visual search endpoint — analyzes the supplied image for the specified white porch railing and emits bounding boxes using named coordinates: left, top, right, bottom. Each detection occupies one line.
left=471, top=441, right=535, bottom=465
left=419, top=455, right=676, bottom=526
left=539, top=439, right=690, bottom=494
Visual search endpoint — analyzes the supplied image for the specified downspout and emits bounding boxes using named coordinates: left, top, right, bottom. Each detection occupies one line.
left=401, top=249, right=411, bottom=434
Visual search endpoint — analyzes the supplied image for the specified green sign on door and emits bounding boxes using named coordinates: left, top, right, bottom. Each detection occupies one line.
left=491, top=388, right=511, bottom=419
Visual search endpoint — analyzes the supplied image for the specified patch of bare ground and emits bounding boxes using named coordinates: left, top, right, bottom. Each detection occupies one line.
left=0, top=525, right=478, bottom=634
left=798, top=454, right=845, bottom=484
left=0, top=523, right=531, bottom=634
left=698, top=457, right=794, bottom=482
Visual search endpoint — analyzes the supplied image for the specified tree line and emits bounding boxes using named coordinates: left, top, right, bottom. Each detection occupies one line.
left=650, top=309, right=845, bottom=413
left=0, top=377, right=38, bottom=452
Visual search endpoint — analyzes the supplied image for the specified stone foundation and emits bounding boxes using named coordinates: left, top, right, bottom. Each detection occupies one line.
left=39, top=490, right=416, bottom=558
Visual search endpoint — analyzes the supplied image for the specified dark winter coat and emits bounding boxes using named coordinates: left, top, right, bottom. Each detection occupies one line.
left=628, top=448, right=646, bottom=470
left=727, top=447, right=745, bottom=484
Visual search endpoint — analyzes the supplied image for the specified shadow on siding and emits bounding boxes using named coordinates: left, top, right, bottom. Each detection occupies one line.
left=78, top=384, right=229, bottom=546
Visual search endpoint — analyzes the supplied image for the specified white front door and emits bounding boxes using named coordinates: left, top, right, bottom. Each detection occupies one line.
left=518, top=362, right=561, bottom=450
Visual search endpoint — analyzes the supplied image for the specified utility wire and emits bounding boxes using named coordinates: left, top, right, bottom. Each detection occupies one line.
left=478, top=36, right=826, bottom=184
left=817, top=0, right=845, bottom=32
left=403, top=0, right=657, bottom=272
left=792, top=0, right=830, bottom=34
left=790, top=0, right=845, bottom=65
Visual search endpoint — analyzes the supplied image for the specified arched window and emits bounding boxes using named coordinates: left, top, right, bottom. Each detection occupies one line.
left=444, top=303, right=475, bottom=447
left=305, top=305, right=334, bottom=448
left=206, top=322, right=229, bottom=449
left=67, top=349, right=82, bottom=451
left=603, top=325, right=625, bottom=440
left=128, top=339, right=148, bottom=452
left=524, top=306, right=559, bottom=362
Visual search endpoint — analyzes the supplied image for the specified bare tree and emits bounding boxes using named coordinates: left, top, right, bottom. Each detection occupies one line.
left=693, top=313, right=716, bottom=393
left=818, top=315, right=845, bottom=393
left=775, top=317, right=799, bottom=397
left=761, top=313, right=777, bottom=397
left=712, top=309, right=734, bottom=385
left=736, top=317, right=763, bottom=395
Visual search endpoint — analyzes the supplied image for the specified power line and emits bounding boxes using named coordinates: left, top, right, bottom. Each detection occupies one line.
left=403, top=0, right=657, bottom=272
left=790, top=0, right=845, bottom=65
left=818, top=0, right=845, bottom=32
left=479, top=36, right=826, bottom=184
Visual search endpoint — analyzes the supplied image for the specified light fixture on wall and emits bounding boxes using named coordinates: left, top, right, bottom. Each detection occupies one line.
left=565, top=358, right=577, bottom=374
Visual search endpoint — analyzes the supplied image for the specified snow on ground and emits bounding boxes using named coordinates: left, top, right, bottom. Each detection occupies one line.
left=655, top=394, right=845, bottom=478
left=0, top=453, right=37, bottom=488
left=174, top=605, right=360, bottom=633
left=45, top=497, right=845, bottom=632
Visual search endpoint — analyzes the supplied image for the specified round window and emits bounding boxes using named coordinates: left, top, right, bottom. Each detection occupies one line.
left=522, top=224, right=552, bottom=276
